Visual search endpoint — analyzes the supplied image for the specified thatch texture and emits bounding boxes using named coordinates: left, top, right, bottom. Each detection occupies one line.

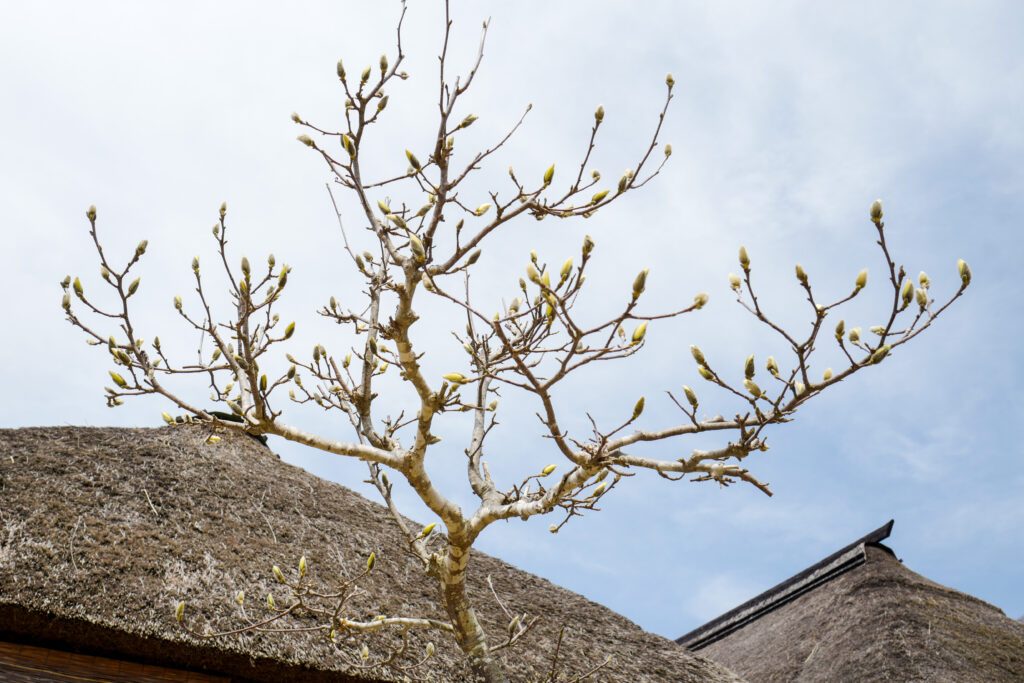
left=691, top=543, right=1024, bottom=682
left=0, top=426, right=740, bottom=682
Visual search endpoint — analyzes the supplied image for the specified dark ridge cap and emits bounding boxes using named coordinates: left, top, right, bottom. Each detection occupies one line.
left=677, top=520, right=895, bottom=650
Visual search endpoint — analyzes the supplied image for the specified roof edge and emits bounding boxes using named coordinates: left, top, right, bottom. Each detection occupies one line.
left=677, top=520, right=894, bottom=650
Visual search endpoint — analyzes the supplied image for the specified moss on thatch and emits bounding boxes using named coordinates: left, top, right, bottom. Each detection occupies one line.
left=690, top=543, right=1024, bottom=682
left=0, top=426, right=740, bottom=682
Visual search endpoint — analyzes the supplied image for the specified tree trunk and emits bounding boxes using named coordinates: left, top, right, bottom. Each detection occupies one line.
left=440, top=547, right=508, bottom=683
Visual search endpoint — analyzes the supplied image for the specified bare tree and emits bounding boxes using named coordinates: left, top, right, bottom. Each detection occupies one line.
left=60, top=2, right=970, bottom=681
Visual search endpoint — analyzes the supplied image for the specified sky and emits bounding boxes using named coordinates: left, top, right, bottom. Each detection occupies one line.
left=3, top=0, right=1022, bottom=640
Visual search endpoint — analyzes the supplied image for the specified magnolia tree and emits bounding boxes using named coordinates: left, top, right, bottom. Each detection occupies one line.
left=61, top=2, right=970, bottom=682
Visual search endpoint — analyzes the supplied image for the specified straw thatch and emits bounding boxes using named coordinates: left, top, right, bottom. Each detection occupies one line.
left=683, top=541, right=1024, bottom=682
left=0, top=426, right=741, bottom=682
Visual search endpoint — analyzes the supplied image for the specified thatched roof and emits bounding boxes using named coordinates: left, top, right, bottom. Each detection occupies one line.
left=0, top=426, right=741, bottom=682
left=678, top=524, right=1024, bottom=682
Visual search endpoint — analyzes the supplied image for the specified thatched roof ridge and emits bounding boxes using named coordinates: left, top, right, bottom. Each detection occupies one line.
left=684, top=536, right=1024, bottom=681
left=0, top=426, right=741, bottom=682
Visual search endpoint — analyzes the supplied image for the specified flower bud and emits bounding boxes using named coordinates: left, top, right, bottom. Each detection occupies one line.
left=835, top=319, right=845, bottom=339
left=73, top=277, right=84, bottom=298
left=205, top=435, right=221, bottom=444
left=901, top=279, right=913, bottom=306
left=855, top=269, right=868, bottom=289
left=919, top=271, right=930, bottom=288
left=915, top=287, right=928, bottom=308
left=582, top=234, right=595, bottom=257
left=175, top=602, right=185, bottom=622
left=267, top=593, right=276, bottom=609
left=683, top=385, right=698, bottom=408
left=409, top=234, right=425, bottom=261
left=744, top=354, right=755, bottom=380
left=869, top=199, right=883, bottom=223
left=62, top=293, right=71, bottom=310
left=795, top=264, right=808, bottom=284
left=460, top=113, right=479, bottom=128
left=632, top=268, right=648, bottom=299
left=823, top=368, right=833, bottom=381
left=419, top=522, right=437, bottom=538
left=957, top=258, right=971, bottom=287
left=739, top=246, right=750, bottom=269
left=693, top=292, right=709, bottom=309
left=698, top=366, right=714, bottom=381
left=474, top=203, right=492, bottom=216
left=870, top=345, right=891, bottom=364
left=426, top=642, right=435, bottom=657
left=743, top=379, right=762, bottom=398
left=632, top=396, right=645, bottom=419
left=690, top=345, right=706, bottom=365
left=273, top=565, right=285, bottom=583
left=443, top=372, right=466, bottom=384
left=541, top=464, right=557, bottom=476
left=849, top=327, right=861, bottom=343
left=631, top=321, right=648, bottom=344
left=594, top=105, right=605, bottom=122
left=591, top=481, right=607, bottom=497
left=560, top=258, right=573, bottom=282
left=591, top=190, right=609, bottom=204
left=284, top=321, right=295, bottom=339
left=794, top=381, right=806, bottom=396
left=666, top=73, right=675, bottom=87
left=297, top=134, right=314, bottom=147
left=162, top=412, right=174, bottom=425
left=299, top=555, right=307, bottom=577
left=86, top=205, right=97, bottom=221
left=526, top=263, right=541, bottom=284
left=870, top=325, right=886, bottom=336
left=109, top=371, right=127, bottom=388
left=136, top=240, right=148, bottom=256
left=664, top=143, right=672, bottom=157
left=336, top=59, right=346, bottom=80
left=729, top=273, right=741, bottom=291
left=544, top=164, right=555, bottom=185
left=406, top=149, right=421, bottom=171
left=766, top=356, right=779, bottom=376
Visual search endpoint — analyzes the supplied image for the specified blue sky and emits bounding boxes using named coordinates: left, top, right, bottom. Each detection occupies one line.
left=3, top=0, right=1022, bottom=639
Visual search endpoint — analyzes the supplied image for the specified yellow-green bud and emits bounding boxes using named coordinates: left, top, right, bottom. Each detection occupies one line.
left=366, top=552, right=375, bottom=571
left=666, top=73, right=675, bottom=87
left=406, top=149, right=421, bottom=171
left=743, top=379, right=762, bottom=398
left=205, top=435, right=220, bottom=444
left=957, top=258, right=971, bottom=287
left=86, top=205, right=97, bottom=221
left=299, top=555, right=307, bottom=577
left=794, top=381, right=806, bottom=396
left=109, top=371, right=127, bottom=388
left=344, top=353, right=352, bottom=368
left=544, top=164, right=555, bottom=184
left=729, top=273, right=741, bottom=291
left=693, top=292, right=709, bottom=309
left=690, top=345, right=706, bottom=365
left=442, top=372, right=466, bottom=384
left=835, top=319, right=845, bottom=339
left=560, top=258, right=573, bottom=282
left=273, top=565, right=285, bottom=583
left=766, top=356, right=779, bottom=376
left=870, top=345, right=891, bottom=364
left=632, top=396, right=645, bottom=419
left=541, top=270, right=551, bottom=288
left=62, top=293, right=71, bottom=310
left=297, top=134, right=314, bottom=147
left=594, top=104, right=605, bottom=122
left=664, top=143, right=672, bottom=157
left=336, top=59, right=346, bottom=80
left=73, top=277, right=84, bottom=298
left=823, top=368, right=833, bottom=381
left=175, top=601, right=185, bottom=622
left=361, top=644, right=369, bottom=661
left=283, top=321, right=295, bottom=339
left=795, top=264, right=808, bottom=284
left=901, top=279, right=913, bottom=306
left=915, top=287, right=928, bottom=308
left=267, top=593, right=276, bottom=609
left=870, top=325, right=886, bottom=336
left=632, top=268, right=649, bottom=299
left=582, top=234, right=595, bottom=257
left=851, top=268, right=868, bottom=290
left=739, top=246, right=750, bottom=269
left=919, top=271, right=930, bottom=288
left=474, top=203, right=492, bottom=216
left=136, top=240, right=148, bottom=256
left=744, top=354, right=755, bottom=380
left=379, top=53, right=388, bottom=73
left=591, top=481, right=607, bottom=497
left=236, top=591, right=245, bottom=606
left=466, top=248, right=482, bottom=266
left=460, top=113, right=479, bottom=128
left=869, top=199, right=883, bottom=223
left=631, top=321, right=648, bottom=344
left=162, top=412, right=174, bottom=425
left=409, top=234, right=425, bottom=261
left=260, top=374, right=268, bottom=392
left=591, top=189, right=609, bottom=204
left=360, top=65, right=371, bottom=83
left=426, top=642, right=435, bottom=657
left=699, top=365, right=714, bottom=380
left=419, top=522, right=437, bottom=538
left=849, top=327, right=861, bottom=343
left=683, top=385, right=698, bottom=408
left=526, top=263, right=541, bottom=284
left=541, top=464, right=557, bottom=476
